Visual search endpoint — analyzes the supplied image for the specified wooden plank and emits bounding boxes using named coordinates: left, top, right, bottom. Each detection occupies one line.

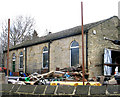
left=104, top=63, right=120, bottom=66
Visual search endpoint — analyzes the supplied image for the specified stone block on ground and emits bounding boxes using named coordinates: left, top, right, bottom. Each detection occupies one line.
left=11, top=84, right=20, bottom=92
left=107, top=85, right=120, bottom=94
left=2, top=84, right=13, bottom=92
left=90, top=86, right=106, bottom=95
left=17, top=85, right=36, bottom=93
left=45, top=85, right=56, bottom=94
left=75, top=85, right=89, bottom=95
left=56, top=85, right=74, bottom=95
left=34, top=85, right=46, bottom=94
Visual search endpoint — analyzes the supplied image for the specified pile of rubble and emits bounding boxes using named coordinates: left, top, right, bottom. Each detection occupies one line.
left=8, top=64, right=90, bottom=85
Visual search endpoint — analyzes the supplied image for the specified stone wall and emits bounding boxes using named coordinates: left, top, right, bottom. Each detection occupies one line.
left=3, top=48, right=25, bottom=73
left=3, top=35, right=87, bottom=74
left=27, top=43, right=48, bottom=73
left=3, top=16, right=120, bottom=78
left=50, top=35, right=86, bottom=71
left=0, top=84, right=120, bottom=97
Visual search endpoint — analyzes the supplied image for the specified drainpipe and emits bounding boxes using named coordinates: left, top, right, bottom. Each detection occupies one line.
left=48, top=42, right=50, bottom=72
left=86, top=31, right=88, bottom=72
left=48, top=32, right=52, bottom=72
left=25, top=47, right=27, bottom=73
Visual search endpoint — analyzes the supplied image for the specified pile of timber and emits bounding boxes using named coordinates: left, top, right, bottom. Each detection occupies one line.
left=28, top=64, right=88, bottom=82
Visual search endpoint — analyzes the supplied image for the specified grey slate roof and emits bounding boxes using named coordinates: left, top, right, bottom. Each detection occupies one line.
left=8, top=16, right=118, bottom=51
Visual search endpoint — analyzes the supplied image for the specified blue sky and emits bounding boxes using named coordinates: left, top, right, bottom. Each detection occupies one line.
left=0, top=0, right=119, bottom=36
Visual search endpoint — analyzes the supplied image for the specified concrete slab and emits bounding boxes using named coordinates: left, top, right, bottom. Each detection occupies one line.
left=107, top=85, right=120, bottom=94
left=34, top=85, right=46, bottom=94
left=17, top=85, right=36, bottom=93
left=11, top=84, right=20, bottom=92
left=56, top=85, right=74, bottom=94
left=90, top=86, right=106, bottom=95
left=2, top=84, right=13, bottom=92
left=45, top=85, right=56, bottom=94
left=75, top=86, right=89, bottom=95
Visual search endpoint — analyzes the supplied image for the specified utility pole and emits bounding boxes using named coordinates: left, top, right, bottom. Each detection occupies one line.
left=7, top=19, right=10, bottom=76
left=81, top=2, right=85, bottom=85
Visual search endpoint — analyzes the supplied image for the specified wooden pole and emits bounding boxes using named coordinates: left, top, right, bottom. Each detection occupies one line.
left=81, top=2, right=85, bottom=85
left=7, top=19, right=10, bottom=76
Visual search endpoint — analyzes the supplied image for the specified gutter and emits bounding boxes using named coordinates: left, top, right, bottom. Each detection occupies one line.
left=48, top=41, right=51, bottom=72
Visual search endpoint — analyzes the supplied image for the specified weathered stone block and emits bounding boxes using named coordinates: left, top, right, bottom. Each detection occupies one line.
left=2, top=84, right=13, bottom=92
left=56, top=85, right=74, bottom=94
left=45, top=85, right=56, bottom=94
left=11, top=84, right=20, bottom=92
left=107, top=85, right=120, bottom=94
left=17, top=85, right=36, bottom=93
left=90, top=86, right=106, bottom=95
left=34, top=85, right=46, bottom=94
left=75, top=86, right=89, bottom=95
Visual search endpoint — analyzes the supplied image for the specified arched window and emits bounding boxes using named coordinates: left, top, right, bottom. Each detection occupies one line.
left=43, top=47, right=48, bottom=68
left=12, top=53, right=16, bottom=61
left=19, top=52, right=23, bottom=69
left=70, top=41, right=79, bottom=66
left=12, top=53, right=16, bottom=72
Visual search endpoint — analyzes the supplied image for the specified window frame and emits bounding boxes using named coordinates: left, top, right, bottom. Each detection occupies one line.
left=70, top=41, right=79, bottom=67
left=42, top=47, right=48, bottom=69
left=19, top=52, right=23, bottom=69
left=12, top=53, right=16, bottom=62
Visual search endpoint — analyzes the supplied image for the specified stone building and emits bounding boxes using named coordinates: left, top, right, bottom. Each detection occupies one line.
left=3, top=16, right=120, bottom=78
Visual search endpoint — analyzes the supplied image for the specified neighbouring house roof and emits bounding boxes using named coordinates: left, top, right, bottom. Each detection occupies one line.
left=5, top=16, right=118, bottom=51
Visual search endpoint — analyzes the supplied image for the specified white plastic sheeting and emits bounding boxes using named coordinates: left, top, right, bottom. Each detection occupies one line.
left=104, top=48, right=112, bottom=75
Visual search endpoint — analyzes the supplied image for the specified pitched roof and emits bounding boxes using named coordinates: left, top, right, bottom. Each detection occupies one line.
left=7, top=16, right=118, bottom=51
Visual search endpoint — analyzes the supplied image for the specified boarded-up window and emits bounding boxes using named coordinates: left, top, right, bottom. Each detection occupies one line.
left=104, top=48, right=112, bottom=75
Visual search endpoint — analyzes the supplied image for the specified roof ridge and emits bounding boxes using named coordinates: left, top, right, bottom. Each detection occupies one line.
left=5, top=16, right=118, bottom=51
